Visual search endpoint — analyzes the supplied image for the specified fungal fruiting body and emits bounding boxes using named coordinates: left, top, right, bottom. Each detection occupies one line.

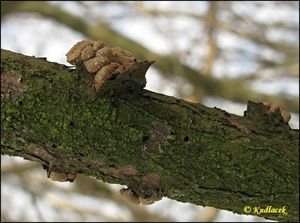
left=46, top=161, right=77, bottom=182
left=119, top=188, right=162, bottom=205
left=245, top=100, right=291, bottom=126
left=66, top=40, right=138, bottom=92
left=47, top=170, right=76, bottom=182
left=119, top=188, right=140, bottom=205
left=263, top=102, right=291, bottom=124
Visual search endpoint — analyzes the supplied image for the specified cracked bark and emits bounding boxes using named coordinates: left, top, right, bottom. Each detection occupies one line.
left=1, top=49, right=299, bottom=222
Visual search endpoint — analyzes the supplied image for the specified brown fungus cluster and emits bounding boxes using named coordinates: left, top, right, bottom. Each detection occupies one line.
left=119, top=188, right=163, bottom=205
left=244, top=100, right=291, bottom=126
left=263, top=102, right=291, bottom=124
left=47, top=171, right=76, bottom=182
left=66, top=40, right=137, bottom=92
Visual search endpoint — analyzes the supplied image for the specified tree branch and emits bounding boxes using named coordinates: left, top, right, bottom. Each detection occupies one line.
left=1, top=49, right=298, bottom=221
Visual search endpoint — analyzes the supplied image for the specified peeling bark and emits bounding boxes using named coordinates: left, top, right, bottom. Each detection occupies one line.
left=1, top=49, right=299, bottom=222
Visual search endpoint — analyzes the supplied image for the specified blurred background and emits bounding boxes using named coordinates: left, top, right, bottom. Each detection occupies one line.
left=1, top=1, right=299, bottom=222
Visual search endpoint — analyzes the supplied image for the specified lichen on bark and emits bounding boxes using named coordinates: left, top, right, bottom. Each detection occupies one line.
left=1, top=49, right=299, bottom=222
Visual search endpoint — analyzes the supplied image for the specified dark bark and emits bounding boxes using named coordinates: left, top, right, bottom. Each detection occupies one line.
left=1, top=49, right=299, bottom=222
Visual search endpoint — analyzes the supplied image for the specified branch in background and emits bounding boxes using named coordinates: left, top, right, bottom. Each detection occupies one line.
left=129, top=2, right=298, bottom=69
left=130, top=1, right=206, bottom=20
left=222, top=23, right=298, bottom=56
left=201, top=1, right=218, bottom=76
left=218, top=49, right=298, bottom=81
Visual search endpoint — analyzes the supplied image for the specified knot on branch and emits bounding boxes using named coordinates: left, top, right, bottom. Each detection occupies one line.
left=1, top=70, right=26, bottom=100
left=66, top=40, right=154, bottom=92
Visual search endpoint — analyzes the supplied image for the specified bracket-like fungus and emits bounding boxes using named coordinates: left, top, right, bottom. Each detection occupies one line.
left=48, top=171, right=76, bottom=182
left=66, top=40, right=95, bottom=65
left=263, top=102, right=291, bottom=124
left=119, top=188, right=163, bottom=205
left=245, top=100, right=291, bottom=126
left=46, top=160, right=77, bottom=182
left=66, top=40, right=146, bottom=92
left=119, top=188, right=140, bottom=205
left=94, top=63, right=124, bottom=91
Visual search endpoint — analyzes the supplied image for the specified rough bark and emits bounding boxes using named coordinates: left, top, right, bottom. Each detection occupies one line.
left=1, top=49, right=299, bottom=222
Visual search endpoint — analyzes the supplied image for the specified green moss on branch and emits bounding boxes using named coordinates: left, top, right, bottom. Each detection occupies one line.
left=1, top=49, right=299, bottom=222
